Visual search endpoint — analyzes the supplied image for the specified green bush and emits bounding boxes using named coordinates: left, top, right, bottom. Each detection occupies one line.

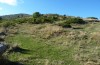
left=56, top=17, right=85, bottom=28
left=34, top=18, right=42, bottom=24
left=41, top=17, right=53, bottom=23
left=14, top=17, right=53, bottom=24
left=15, top=18, right=28, bottom=24
left=14, top=17, right=36, bottom=24
left=30, top=16, right=53, bottom=24
left=27, top=18, right=36, bottom=24
left=33, top=17, right=53, bottom=24
left=56, top=21, right=72, bottom=28
left=61, top=23, right=71, bottom=28
left=65, top=17, right=85, bottom=24
left=73, top=17, right=86, bottom=24
left=0, top=21, right=16, bottom=27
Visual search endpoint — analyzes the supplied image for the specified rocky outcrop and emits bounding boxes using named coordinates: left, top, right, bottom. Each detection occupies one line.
left=0, top=43, right=7, bottom=56
left=83, top=18, right=100, bottom=22
left=0, top=28, right=7, bottom=56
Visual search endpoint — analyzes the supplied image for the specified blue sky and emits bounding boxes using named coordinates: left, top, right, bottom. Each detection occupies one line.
left=0, top=0, right=100, bottom=18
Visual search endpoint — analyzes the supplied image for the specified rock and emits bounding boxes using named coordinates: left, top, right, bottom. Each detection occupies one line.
left=0, top=32, right=6, bottom=36
left=0, top=32, right=6, bottom=42
left=0, top=43, right=7, bottom=56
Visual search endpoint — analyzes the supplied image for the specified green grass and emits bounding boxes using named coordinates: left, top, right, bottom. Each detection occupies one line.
left=3, top=22, right=100, bottom=65
left=5, top=34, right=80, bottom=65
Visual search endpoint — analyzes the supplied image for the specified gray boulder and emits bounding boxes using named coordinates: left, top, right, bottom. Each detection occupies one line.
left=0, top=43, right=7, bottom=56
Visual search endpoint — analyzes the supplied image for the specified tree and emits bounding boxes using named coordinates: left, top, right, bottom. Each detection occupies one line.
left=33, top=12, right=41, bottom=18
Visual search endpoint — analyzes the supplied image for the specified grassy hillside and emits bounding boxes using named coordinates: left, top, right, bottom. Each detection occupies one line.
left=0, top=22, right=99, bottom=65
left=0, top=14, right=31, bottom=20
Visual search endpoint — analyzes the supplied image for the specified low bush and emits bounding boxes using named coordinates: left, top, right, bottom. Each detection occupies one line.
left=14, top=18, right=28, bottom=24
left=0, top=21, right=16, bottom=27
left=55, top=17, right=85, bottom=28
left=14, top=17, right=53, bottom=24
left=65, top=17, right=86, bottom=24
left=56, top=21, right=72, bottom=28
left=31, top=17, right=53, bottom=24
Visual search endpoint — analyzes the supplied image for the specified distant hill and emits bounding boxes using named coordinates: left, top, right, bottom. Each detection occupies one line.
left=0, top=13, right=31, bottom=20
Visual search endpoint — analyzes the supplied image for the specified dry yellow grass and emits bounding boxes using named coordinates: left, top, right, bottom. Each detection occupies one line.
left=3, top=22, right=100, bottom=65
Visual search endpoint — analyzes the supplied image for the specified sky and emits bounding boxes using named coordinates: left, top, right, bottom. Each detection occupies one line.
left=0, top=0, right=100, bottom=18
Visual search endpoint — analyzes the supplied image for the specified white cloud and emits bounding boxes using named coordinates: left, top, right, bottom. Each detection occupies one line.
left=0, top=0, right=18, bottom=6
left=0, top=7, right=3, bottom=10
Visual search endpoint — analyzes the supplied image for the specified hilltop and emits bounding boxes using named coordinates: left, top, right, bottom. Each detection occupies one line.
left=0, top=14, right=31, bottom=20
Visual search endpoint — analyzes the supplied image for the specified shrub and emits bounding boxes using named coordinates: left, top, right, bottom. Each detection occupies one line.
left=56, top=21, right=72, bottom=28
left=15, top=17, right=36, bottom=24
left=73, top=17, right=85, bottom=24
left=27, top=18, right=36, bottom=24
left=41, top=17, right=53, bottom=23
left=56, top=17, right=85, bottom=28
left=14, top=18, right=28, bottom=24
left=0, top=21, right=16, bottom=27
left=61, top=23, right=71, bottom=28
left=31, top=16, right=53, bottom=24
left=34, top=18, right=42, bottom=24
left=65, top=17, right=85, bottom=24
